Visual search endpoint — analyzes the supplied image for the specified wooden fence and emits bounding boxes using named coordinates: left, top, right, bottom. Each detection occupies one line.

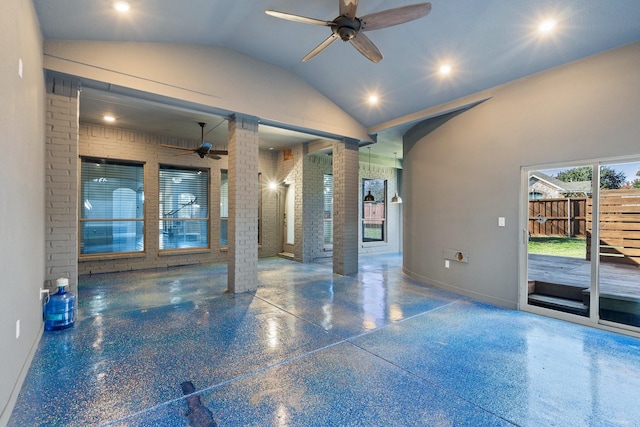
left=529, top=198, right=587, bottom=237
left=587, top=189, right=640, bottom=266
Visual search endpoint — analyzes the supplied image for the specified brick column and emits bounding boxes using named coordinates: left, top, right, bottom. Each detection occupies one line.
left=332, top=139, right=360, bottom=275
left=227, top=114, right=259, bottom=293
left=292, top=143, right=316, bottom=263
left=45, top=76, right=79, bottom=294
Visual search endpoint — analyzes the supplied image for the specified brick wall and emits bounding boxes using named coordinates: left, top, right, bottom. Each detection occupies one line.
left=303, top=155, right=333, bottom=262
left=77, top=123, right=280, bottom=275
left=55, top=119, right=399, bottom=278
left=258, top=150, right=280, bottom=256
left=277, top=143, right=402, bottom=265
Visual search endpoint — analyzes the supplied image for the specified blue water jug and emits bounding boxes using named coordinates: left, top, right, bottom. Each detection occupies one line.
left=43, top=278, right=76, bottom=331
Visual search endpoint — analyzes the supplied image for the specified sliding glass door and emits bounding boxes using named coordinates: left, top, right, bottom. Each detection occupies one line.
left=523, top=159, right=640, bottom=333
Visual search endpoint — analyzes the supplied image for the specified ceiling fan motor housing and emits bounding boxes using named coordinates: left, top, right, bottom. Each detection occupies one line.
left=333, top=16, right=361, bottom=41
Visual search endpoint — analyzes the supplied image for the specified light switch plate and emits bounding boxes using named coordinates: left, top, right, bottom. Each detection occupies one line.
left=498, top=217, right=506, bottom=227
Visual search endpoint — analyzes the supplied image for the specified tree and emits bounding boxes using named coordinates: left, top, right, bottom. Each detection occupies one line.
left=600, top=167, right=626, bottom=189
left=555, top=167, right=591, bottom=182
left=555, top=166, right=626, bottom=189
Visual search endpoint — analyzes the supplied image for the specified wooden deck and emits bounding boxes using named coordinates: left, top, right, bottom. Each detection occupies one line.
left=528, top=254, right=640, bottom=325
left=528, top=254, right=640, bottom=299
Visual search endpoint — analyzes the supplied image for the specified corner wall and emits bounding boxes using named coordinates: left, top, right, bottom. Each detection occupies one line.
left=403, top=41, right=640, bottom=308
left=0, top=0, right=45, bottom=422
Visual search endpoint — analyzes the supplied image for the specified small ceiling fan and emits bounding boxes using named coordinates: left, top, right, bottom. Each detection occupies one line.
left=265, top=0, right=431, bottom=63
left=160, top=122, right=228, bottom=160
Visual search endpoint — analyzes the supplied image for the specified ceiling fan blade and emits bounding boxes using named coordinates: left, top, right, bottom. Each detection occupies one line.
left=360, top=2, right=431, bottom=31
left=159, top=144, right=197, bottom=152
left=209, top=150, right=228, bottom=156
left=349, top=32, right=383, bottom=63
left=207, top=153, right=222, bottom=160
left=302, top=34, right=339, bottom=62
left=339, top=0, right=358, bottom=19
left=265, top=10, right=332, bottom=26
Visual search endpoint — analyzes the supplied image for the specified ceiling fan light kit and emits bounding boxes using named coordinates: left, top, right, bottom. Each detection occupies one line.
left=266, top=1, right=431, bottom=63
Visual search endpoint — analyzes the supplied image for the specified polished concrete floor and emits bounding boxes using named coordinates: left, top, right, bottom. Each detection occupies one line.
left=9, top=254, right=640, bottom=426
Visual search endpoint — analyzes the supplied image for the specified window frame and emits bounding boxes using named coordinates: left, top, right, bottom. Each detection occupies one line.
left=79, top=157, right=145, bottom=257
left=220, top=169, right=228, bottom=246
left=362, top=178, right=387, bottom=243
left=158, top=164, right=210, bottom=251
left=323, top=173, right=334, bottom=248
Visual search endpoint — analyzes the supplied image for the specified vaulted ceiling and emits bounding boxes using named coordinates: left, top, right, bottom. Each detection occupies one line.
left=33, top=0, right=640, bottom=156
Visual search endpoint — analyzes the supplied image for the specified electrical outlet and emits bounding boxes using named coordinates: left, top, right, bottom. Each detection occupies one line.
left=16, top=320, right=20, bottom=339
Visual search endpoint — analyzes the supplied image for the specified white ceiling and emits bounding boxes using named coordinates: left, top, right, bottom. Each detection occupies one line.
left=33, top=0, right=640, bottom=157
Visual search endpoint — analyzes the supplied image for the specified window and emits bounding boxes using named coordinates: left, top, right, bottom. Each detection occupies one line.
left=80, top=158, right=144, bottom=255
left=529, top=191, right=544, bottom=200
left=220, top=170, right=228, bottom=246
left=324, top=174, right=333, bottom=246
left=362, top=179, right=386, bottom=242
left=258, top=173, right=262, bottom=245
left=159, top=166, right=209, bottom=250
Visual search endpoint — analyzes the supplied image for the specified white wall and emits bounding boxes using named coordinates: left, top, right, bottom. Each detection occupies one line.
left=403, top=41, right=640, bottom=308
left=0, top=0, right=45, bottom=422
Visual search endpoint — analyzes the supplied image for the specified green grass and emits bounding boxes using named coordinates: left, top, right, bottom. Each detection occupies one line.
left=528, top=237, right=587, bottom=258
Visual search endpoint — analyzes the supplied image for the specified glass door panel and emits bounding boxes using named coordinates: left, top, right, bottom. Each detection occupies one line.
left=597, top=162, right=640, bottom=328
left=527, top=166, right=592, bottom=317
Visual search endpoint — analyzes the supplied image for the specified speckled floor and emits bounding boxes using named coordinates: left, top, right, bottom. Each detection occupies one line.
left=9, top=254, right=640, bottom=426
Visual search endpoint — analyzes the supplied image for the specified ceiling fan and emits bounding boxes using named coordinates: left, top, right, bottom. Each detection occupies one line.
left=265, top=1, right=432, bottom=63
left=160, top=122, right=228, bottom=160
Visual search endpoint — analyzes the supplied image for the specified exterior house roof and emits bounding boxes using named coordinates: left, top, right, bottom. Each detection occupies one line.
left=529, top=171, right=592, bottom=197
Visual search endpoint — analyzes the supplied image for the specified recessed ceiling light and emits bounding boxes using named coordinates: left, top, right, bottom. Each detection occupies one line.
left=439, top=64, right=452, bottom=75
left=103, top=115, right=116, bottom=123
left=368, top=94, right=378, bottom=104
left=114, top=2, right=130, bottom=13
left=538, top=19, right=556, bottom=33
